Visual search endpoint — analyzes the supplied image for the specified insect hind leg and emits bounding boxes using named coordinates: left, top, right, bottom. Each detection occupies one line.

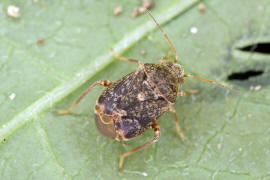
left=119, top=120, right=160, bottom=170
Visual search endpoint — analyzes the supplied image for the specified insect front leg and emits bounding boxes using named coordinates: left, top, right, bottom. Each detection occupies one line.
left=159, top=49, right=172, bottom=64
left=184, top=74, right=237, bottom=93
left=168, top=106, right=186, bottom=141
left=111, top=48, right=143, bottom=66
left=119, top=120, right=160, bottom=170
left=178, top=89, right=199, bottom=96
left=57, top=80, right=113, bottom=114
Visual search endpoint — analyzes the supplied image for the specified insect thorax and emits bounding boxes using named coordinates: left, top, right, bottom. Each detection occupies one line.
left=143, top=63, right=183, bottom=103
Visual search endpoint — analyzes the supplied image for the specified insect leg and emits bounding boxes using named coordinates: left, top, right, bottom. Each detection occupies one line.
left=168, top=106, right=186, bottom=140
left=159, top=56, right=166, bottom=64
left=111, top=48, right=142, bottom=66
left=167, top=49, right=172, bottom=62
left=178, top=89, right=199, bottom=96
left=57, top=80, right=113, bottom=114
left=119, top=120, right=160, bottom=170
left=184, top=74, right=238, bottom=93
left=159, top=50, right=172, bottom=64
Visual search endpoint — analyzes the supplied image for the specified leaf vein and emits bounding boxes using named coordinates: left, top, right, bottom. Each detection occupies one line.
left=34, top=117, right=71, bottom=179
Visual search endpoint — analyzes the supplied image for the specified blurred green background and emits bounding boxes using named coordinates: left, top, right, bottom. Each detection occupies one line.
left=0, top=0, right=270, bottom=179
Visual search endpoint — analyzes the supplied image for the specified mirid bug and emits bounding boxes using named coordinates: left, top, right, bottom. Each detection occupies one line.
left=57, top=9, right=235, bottom=170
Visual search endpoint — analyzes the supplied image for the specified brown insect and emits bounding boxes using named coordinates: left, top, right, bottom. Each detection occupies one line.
left=57, top=10, right=234, bottom=170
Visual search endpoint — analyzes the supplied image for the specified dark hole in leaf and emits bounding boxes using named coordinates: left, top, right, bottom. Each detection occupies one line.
left=240, top=43, right=270, bottom=54
left=227, top=70, right=264, bottom=81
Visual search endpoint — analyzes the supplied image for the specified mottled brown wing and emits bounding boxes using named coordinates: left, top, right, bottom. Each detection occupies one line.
left=97, top=69, right=152, bottom=115
left=97, top=70, right=137, bottom=115
left=97, top=67, right=169, bottom=139
left=144, top=63, right=178, bottom=103
left=115, top=98, right=168, bottom=139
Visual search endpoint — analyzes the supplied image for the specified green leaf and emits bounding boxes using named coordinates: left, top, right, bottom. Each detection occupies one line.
left=1, top=0, right=270, bottom=179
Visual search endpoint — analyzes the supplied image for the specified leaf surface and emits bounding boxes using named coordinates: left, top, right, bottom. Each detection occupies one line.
left=1, top=0, right=270, bottom=179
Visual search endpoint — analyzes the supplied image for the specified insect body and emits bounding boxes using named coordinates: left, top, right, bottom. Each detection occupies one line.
left=95, top=61, right=184, bottom=141
left=57, top=9, right=233, bottom=170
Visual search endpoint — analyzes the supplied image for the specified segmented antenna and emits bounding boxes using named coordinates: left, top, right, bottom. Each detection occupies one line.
left=146, top=9, right=179, bottom=63
left=146, top=9, right=238, bottom=93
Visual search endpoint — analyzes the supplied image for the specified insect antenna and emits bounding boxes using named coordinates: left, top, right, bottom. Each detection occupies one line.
left=146, top=9, right=179, bottom=63
left=146, top=10, right=238, bottom=94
